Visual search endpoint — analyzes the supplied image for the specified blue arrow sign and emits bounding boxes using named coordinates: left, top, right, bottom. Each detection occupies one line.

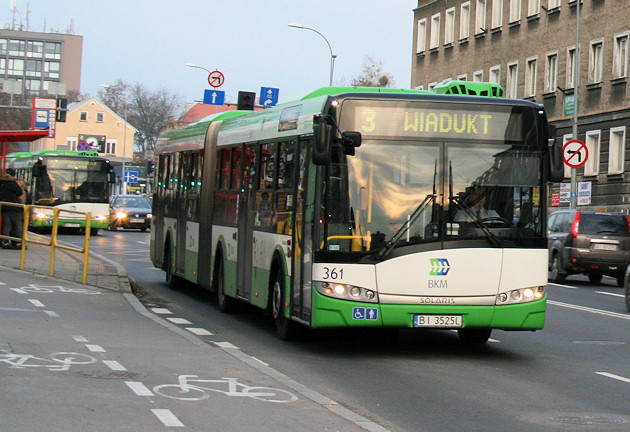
left=203, top=89, right=225, bottom=106
left=124, top=171, right=138, bottom=183
left=260, top=87, right=279, bottom=106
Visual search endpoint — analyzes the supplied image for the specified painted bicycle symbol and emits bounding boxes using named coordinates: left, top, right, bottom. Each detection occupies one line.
left=11, top=284, right=101, bottom=295
left=153, top=375, right=298, bottom=403
left=0, top=352, right=97, bottom=371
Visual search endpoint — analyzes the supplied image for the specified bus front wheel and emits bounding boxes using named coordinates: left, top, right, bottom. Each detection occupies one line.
left=271, top=268, right=301, bottom=341
left=457, top=328, right=491, bottom=344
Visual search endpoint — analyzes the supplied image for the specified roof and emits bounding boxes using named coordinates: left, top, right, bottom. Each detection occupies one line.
left=67, top=97, right=139, bottom=133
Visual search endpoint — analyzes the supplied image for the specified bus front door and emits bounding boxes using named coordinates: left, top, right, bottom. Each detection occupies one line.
left=236, top=145, right=256, bottom=300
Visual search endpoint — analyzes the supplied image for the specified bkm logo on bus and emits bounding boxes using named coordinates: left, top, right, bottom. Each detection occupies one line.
left=429, top=258, right=450, bottom=276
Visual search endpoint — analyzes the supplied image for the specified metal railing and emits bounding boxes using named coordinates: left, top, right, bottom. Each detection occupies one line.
left=0, top=202, right=92, bottom=284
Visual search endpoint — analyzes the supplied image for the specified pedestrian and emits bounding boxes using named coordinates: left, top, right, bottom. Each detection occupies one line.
left=0, top=168, right=25, bottom=249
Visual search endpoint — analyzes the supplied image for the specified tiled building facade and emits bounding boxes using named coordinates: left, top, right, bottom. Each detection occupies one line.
left=412, top=0, right=630, bottom=212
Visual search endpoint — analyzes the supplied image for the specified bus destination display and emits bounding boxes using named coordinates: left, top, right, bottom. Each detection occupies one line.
left=353, top=105, right=519, bottom=141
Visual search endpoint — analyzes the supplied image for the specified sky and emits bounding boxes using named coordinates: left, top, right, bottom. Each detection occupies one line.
left=1, top=0, right=418, bottom=108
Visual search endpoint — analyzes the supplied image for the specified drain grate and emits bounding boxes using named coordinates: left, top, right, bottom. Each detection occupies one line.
left=73, top=370, right=143, bottom=380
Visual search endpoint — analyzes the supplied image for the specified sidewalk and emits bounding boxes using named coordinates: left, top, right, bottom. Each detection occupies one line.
left=0, top=237, right=389, bottom=431
left=0, top=236, right=129, bottom=292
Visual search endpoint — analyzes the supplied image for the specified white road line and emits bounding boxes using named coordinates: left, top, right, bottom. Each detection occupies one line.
left=547, top=300, right=630, bottom=321
left=152, top=308, right=173, bottom=314
left=44, top=310, right=59, bottom=317
left=28, top=299, right=45, bottom=307
left=214, top=341, right=239, bottom=349
left=596, top=372, right=630, bottom=384
left=167, top=317, right=192, bottom=325
left=125, top=381, right=154, bottom=396
left=251, top=356, right=269, bottom=366
left=547, top=282, right=578, bottom=289
left=185, top=327, right=213, bottom=336
left=151, top=409, right=185, bottom=428
left=596, top=291, right=625, bottom=298
left=103, top=360, right=127, bottom=371
left=73, top=335, right=88, bottom=342
left=10, top=288, right=28, bottom=294
left=86, top=344, right=106, bottom=353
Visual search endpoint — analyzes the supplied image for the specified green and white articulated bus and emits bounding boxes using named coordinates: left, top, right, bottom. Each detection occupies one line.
left=150, top=82, right=564, bottom=342
left=7, top=150, right=115, bottom=235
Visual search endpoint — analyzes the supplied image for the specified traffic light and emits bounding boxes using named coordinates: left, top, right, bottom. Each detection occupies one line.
left=237, top=91, right=256, bottom=110
left=147, top=160, right=154, bottom=175
left=56, top=98, right=67, bottom=122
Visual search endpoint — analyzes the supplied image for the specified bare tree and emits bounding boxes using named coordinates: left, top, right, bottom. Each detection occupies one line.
left=97, top=80, right=182, bottom=162
left=350, top=56, right=395, bottom=88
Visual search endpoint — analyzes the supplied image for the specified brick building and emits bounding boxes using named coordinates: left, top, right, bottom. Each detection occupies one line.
left=412, top=0, right=630, bottom=211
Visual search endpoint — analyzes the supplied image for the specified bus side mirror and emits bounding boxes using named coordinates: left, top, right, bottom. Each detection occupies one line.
left=547, top=126, right=564, bottom=182
left=312, top=115, right=332, bottom=165
left=341, top=131, right=361, bottom=156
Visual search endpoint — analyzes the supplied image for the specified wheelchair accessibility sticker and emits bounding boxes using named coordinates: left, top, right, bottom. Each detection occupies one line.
left=352, top=307, right=378, bottom=320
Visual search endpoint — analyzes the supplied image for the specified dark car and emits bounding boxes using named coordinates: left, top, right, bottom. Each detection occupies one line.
left=548, top=210, right=630, bottom=286
left=109, top=194, right=152, bottom=231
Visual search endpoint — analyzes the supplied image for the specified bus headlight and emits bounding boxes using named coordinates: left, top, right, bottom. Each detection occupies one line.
left=496, top=286, right=545, bottom=305
left=315, top=281, right=378, bottom=303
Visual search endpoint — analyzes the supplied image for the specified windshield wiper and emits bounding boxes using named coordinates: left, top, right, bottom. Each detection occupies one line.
left=377, top=193, right=436, bottom=261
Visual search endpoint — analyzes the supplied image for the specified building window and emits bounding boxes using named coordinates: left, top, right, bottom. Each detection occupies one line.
left=44, top=61, right=60, bottom=79
left=9, top=39, right=25, bottom=56
left=26, top=41, right=43, bottom=58
left=509, top=0, right=521, bottom=23
left=80, top=111, right=88, bottom=121
left=613, top=33, right=628, bottom=79
left=589, top=40, right=604, bottom=84
left=106, top=140, right=117, bottom=155
left=491, top=0, right=503, bottom=29
left=457, top=73, right=468, bottom=81
left=584, top=130, right=601, bottom=176
left=608, top=127, right=626, bottom=175
left=67, top=137, right=77, bottom=151
left=475, top=0, right=487, bottom=35
left=473, top=70, right=484, bottom=82
left=428, top=82, right=438, bottom=91
left=489, top=65, right=500, bottom=83
left=527, top=0, right=540, bottom=17
left=430, top=13, right=441, bottom=50
left=7, top=59, right=24, bottom=75
left=416, top=19, right=427, bottom=54
left=0, top=38, right=6, bottom=55
left=460, top=2, right=471, bottom=40
left=548, top=0, right=561, bottom=10
left=507, top=62, right=519, bottom=98
left=526, top=57, right=537, bottom=97
left=45, top=42, right=61, bottom=59
left=25, top=59, right=42, bottom=77
left=96, top=112, right=105, bottom=122
left=545, top=52, right=558, bottom=93
left=566, top=46, right=577, bottom=89
left=445, top=8, right=455, bottom=45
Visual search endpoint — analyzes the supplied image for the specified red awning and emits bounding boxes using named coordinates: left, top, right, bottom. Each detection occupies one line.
left=0, top=129, right=49, bottom=142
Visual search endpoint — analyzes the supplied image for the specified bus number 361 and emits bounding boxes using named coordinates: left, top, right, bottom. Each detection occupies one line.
left=322, top=267, right=343, bottom=280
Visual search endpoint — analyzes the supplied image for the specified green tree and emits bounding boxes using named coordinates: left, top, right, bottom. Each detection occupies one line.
left=350, top=56, right=395, bottom=88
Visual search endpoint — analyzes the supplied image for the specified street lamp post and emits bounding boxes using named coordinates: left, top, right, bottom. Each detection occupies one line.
left=185, top=63, right=212, bottom=74
left=288, top=23, right=336, bottom=86
left=100, top=84, right=127, bottom=194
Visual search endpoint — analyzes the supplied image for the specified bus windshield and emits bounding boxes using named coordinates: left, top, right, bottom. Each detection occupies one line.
left=33, top=159, right=111, bottom=205
left=322, top=100, right=546, bottom=255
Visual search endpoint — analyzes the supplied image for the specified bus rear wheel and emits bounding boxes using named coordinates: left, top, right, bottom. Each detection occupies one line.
left=457, top=328, right=491, bottom=344
left=271, top=268, right=301, bottom=340
left=164, top=245, right=180, bottom=290
left=215, top=257, right=236, bottom=313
